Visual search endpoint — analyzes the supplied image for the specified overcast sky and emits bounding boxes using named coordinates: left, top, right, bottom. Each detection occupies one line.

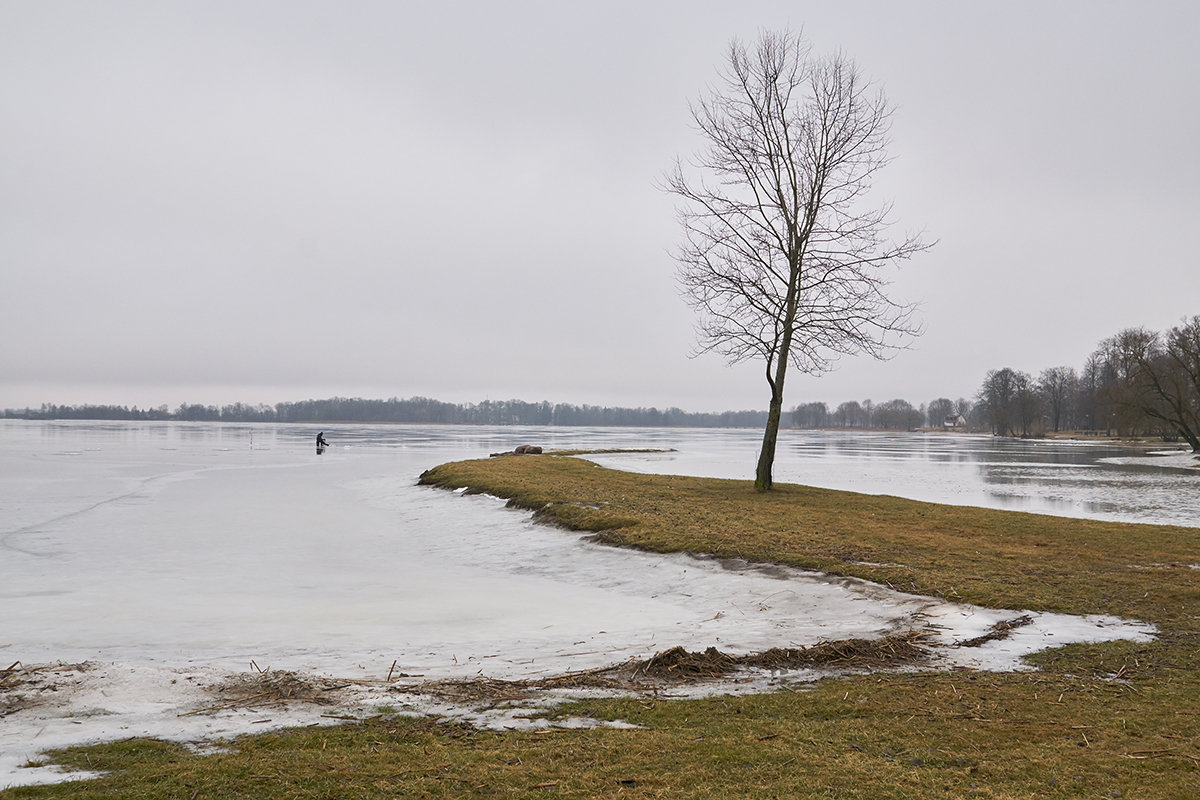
left=3, top=1, right=1197, bottom=413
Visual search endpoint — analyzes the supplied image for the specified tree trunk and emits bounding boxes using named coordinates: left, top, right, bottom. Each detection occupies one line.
left=755, top=351, right=790, bottom=491
left=755, top=396, right=783, bottom=491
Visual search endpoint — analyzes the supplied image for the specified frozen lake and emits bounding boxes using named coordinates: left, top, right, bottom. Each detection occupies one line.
left=0, top=420, right=1187, bottom=787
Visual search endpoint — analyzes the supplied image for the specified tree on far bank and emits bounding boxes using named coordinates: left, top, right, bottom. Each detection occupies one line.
left=791, top=401, right=829, bottom=428
left=833, top=400, right=865, bottom=427
left=978, top=368, right=1026, bottom=437
left=1149, top=316, right=1200, bottom=451
left=1038, top=366, right=1078, bottom=433
left=1078, top=352, right=1107, bottom=432
left=926, top=397, right=955, bottom=427
left=875, top=398, right=923, bottom=430
left=665, top=30, right=930, bottom=489
left=1090, top=328, right=1162, bottom=437
left=1008, top=371, right=1041, bottom=437
left=1111, top=317, right=1200, bottom=451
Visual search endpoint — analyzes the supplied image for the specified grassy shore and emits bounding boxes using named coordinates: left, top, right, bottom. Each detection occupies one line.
left=5, top=454, right=1199, bottom=799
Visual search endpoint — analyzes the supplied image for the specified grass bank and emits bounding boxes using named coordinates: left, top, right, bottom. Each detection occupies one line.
left=5, top=454, right=1198, bottom=799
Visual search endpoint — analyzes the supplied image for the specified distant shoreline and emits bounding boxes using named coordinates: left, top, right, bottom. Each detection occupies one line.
left=3, top=415, right=1194, bottom=453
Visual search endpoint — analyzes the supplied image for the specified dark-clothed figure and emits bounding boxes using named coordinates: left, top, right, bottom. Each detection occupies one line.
left=316, top=432, right=329, bottom=454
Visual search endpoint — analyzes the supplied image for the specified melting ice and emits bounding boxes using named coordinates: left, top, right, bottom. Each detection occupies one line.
left=0, top=422, right=1160, bottom=787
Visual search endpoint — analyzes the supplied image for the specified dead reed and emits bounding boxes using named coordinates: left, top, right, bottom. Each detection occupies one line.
left=391, top=630, right=933, bottom=706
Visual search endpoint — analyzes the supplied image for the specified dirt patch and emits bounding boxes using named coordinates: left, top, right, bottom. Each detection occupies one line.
left=393, top=630, right=934, bottom=705
left=181, top=669, right=349, bottom=717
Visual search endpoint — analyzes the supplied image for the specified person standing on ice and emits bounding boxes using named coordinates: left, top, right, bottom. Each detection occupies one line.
left=316, top=432, right=329, bottom=454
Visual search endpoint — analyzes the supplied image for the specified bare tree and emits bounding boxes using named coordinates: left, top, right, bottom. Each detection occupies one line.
left=978, top=367, right=1033, bottom=437
left=875, top=398, right=923, bottom=430
left=833, top=400, right=864, bottom=428
left=1151, top=316, right=1200, bottom=451
left=791, top=401, right=829, bottom=428
left=665, top=30, right=930, bottom=489
left=1013, top=371, right=1042, bottom=437
left=1037, top=366, right=1078, bottom=433
left=1078, top=352, right=1107, bottom=432
left=926, top=397, right=955, bottom=428
left=1122, top=317, right=1200, bottom=451
left=1092, top=328, right=1161, bottom=437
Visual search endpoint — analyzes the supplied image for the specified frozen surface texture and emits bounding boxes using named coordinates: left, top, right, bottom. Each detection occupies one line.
left=0, top=422, right=1175, bottom=787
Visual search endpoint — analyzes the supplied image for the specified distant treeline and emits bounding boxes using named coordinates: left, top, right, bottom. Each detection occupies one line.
left=789, top=317, right=1200, bottom=452
left=2, top=396, right=770, bottom=429
left=970, top=317, right=1200, bottom=450
left=11, top=317, right=1195, bottom=447
left=789, top=397, right=966, bottom=431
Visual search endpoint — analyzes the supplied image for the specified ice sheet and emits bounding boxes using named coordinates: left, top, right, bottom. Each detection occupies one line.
left=0, top=422, right=1157, bottom=788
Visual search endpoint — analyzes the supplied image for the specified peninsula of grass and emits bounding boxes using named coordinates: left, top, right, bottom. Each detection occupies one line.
left=5, top=454, right=1198, bottom=799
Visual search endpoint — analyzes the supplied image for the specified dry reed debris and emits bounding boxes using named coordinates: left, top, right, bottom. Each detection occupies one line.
left=1, top=661, right=93, bottom=717
left=180, top=669, right=347, bottom=717
left=957, top=615, right=1034, bottom=648
left=392, top=630, right=933, bottom=705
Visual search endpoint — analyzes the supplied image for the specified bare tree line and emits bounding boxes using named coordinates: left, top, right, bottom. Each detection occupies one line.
left=975, top=317, right=1200, bottom=450
left=790, top=317, right=1200, bottom=452
left=3, top=397, right=769, bottom=429
left=790, top=397, right=970, bottom=431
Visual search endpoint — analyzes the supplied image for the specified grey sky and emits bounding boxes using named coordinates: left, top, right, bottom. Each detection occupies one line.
left=3, top=1, right=1197, bottom=413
